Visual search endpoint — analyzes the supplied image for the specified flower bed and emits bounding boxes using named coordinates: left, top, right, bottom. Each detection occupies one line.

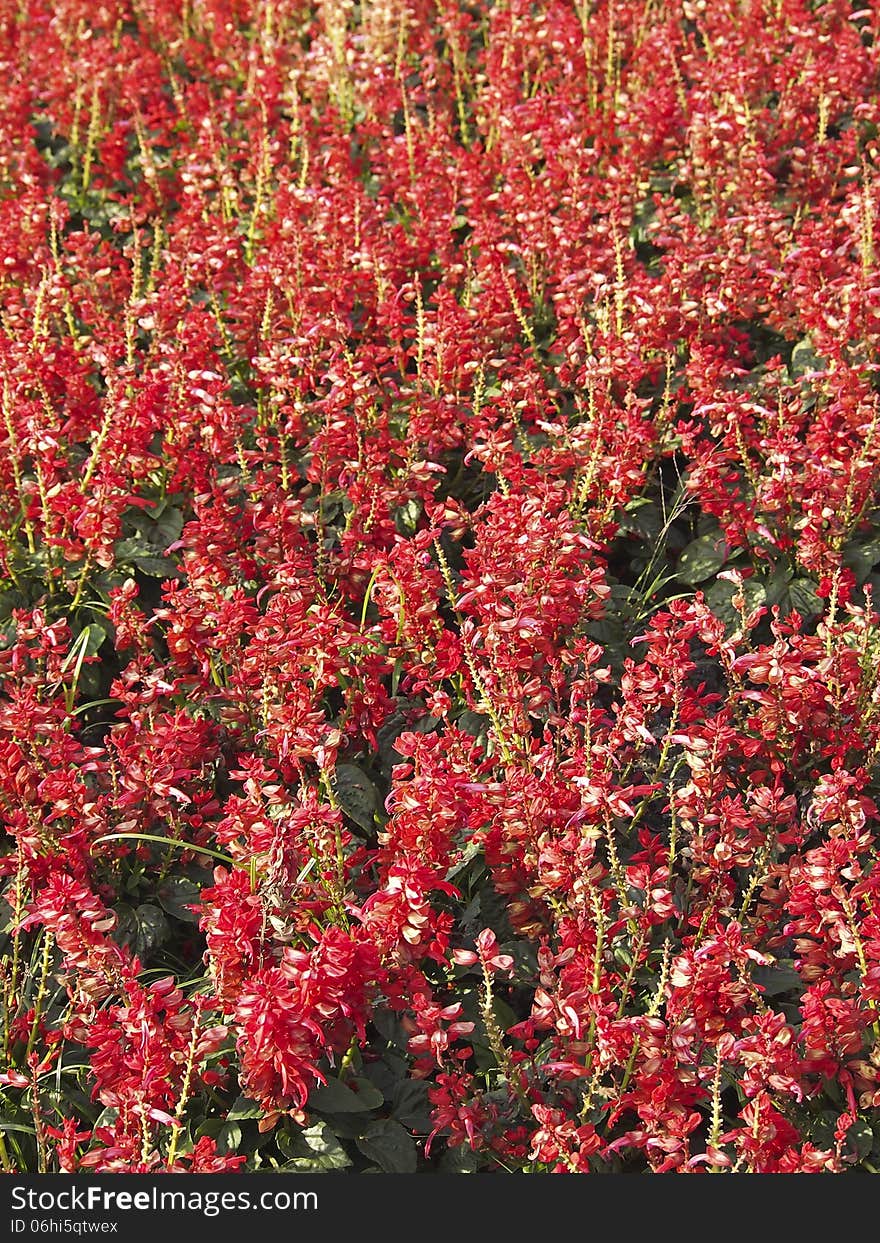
left=2, top=0, right=880, bottom=1173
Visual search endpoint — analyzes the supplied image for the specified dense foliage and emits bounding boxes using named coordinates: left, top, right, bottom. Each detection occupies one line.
left=2, top=0, right=880, bottom=1174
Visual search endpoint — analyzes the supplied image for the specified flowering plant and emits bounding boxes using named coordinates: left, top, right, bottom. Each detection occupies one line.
left=2, top=0, right=880, bottom=1174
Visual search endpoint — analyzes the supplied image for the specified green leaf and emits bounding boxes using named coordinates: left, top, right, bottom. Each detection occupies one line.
left=619, top=498, right=663, bottom=543
left=751, top=960, right=802, bottom=997
left=133, top=903, right=170, bottom=958
left=150, top=504, right=185, bottom=548
left=348, top=1076, right=384, bottom=1110
left=503, top=937, right=538, bottom=980
left=278, top=1122, right=352, bottom=1172
left=69, top=622, right=106, bottom=660
left=704, top=577, right=766, bottom=629
left=394, top=498, right=422, bottom=536
left=156, top=875, right=203, bottom=923
left=676, top=533, right=729, bottom=585
left=786, top=578, right=823, bottom=618
left=196, top=1120, right=225, bottom=1140
left=445, top=837, right=483, bottom=882
left=284, top=1148, right=355, bottom=1173
left=308, top=1075, right=384, bottom=1114
left=789, top=338, right=827, bottom=378
left=488, top=996, right=517, bottom=1036
left=112, top=902, right=170, bottom=960
left=226, top=1094, right=264, bottom=1122
left=371, top=1010, right=410, bottom=1051
left=842, top=536, right=880, bottom=584
left=375, top=702, right=441, bottom=771
left=218, top=1122, right=242, bottom=1154
left=761, top=561, right=791, bottom=608
left=355, top=1120, right=418, bottom=1173
left=585, top=616, right=627, bottom=664
left=609, top=581, right=641, bottom=614
left=0, top=589, right=27, bottom=623
left=132, top=553, right=178, bottom=577
left=333, top=763, right=379, bottom=832
left=114, top=537, right=152, bottom=562
left=389, top=1080, right=431, bottom=1132
left=439, top=1143, right=480, bottom=1172
left=455, top=710, right=490, bottom=740
left=302, top=1122, right=350, bottom=1156
left=111, top=904, right=137, bottom=951
left=114, top=537, right=179, bottom=577
left=848, top=1119, right=875, bottom=1160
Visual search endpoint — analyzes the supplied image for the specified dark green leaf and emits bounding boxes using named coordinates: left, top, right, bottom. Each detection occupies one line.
left=455, top=710, right=490, bottom=739
left=114, top=538, right=177, bottom=577
left=217, top=1122, right=241, bottom=1154
left=842, top=536, right=880, bottom=584
left=279, top=1148, right=352, bottom=1168
left=371, top=1010, right=410, bottom=1051
left=71, top=622, right=106, bottom=658
left=439, top=1143, right=480, bottom=1172
left=111, top=904, right=136, bottom=950
left=705, top=577, right=765, bottom=629
left=309, top=1075, right=384, bottom=1114
left=761, top=562, right=791, bottom=607
left=150, top=505, right=185, bottom=548
left=789, top=338, right=827, bottom=378
left=786, top=578, right=823, bottom=618
left=134, top=904, right=170, bottom=957
left=389, top=1080, right=431, bottom=1132
left=394, top=498, right=422, bottom=536
left=676, top=533, right=729, bottom=585
left=445, top=838, right=483, bottom=882
left=620, top=498, right=662, bottom=543
left=226, top=1094, right=264, bottom=1122
left=0, top=589, right=28, bottom=621
left=0, top=893, right=15, bottom=936
left=376, top=702, right=440, bottom=771
left=333, top=763, right=379, bottom=832
left=488, top=996, right=518, bottom=1036
left=132, top=554, right=178, bottom=577
left=279, top=1122, right=352, bottom=1172
left=355, top=1119, right=418, bottom=1173
left=848, top=1120, right=874, bottom=1159
left=751, top=961, right=802, bottom=997
left=112, top=903, right=170, bottom=960
left=156, top=875, right=202, bottom=923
